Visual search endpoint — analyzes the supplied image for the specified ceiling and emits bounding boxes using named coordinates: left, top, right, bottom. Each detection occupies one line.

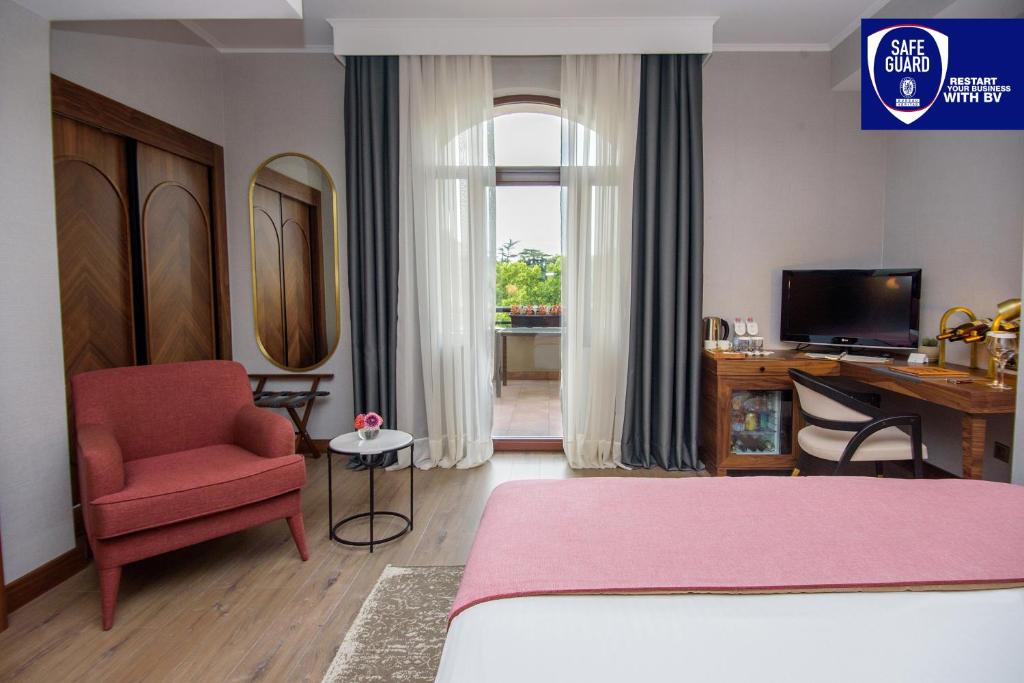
left=17, top=0, right=302, bottom=21
left=43, top=0, right=1024, bottom=53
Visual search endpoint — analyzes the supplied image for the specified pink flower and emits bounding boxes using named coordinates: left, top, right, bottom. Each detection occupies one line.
left=363, top=412, right=383, bottom=429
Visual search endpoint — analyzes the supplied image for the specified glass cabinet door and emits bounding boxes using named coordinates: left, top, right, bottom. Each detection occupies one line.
left=729, top=389, right=793, bottom=456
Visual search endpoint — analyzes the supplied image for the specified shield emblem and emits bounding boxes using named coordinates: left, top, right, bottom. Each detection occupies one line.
left=866, top=25, right=949, bottom=125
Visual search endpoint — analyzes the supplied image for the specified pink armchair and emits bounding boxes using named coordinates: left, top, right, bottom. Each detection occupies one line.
left=71, top=360, right=309, bottom=630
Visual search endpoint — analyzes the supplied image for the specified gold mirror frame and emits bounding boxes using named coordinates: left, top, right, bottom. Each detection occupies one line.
left=248, top=152, right=340, bottom=371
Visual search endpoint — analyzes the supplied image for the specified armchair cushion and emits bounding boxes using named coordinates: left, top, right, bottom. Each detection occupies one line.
left=797, top=425, right=929, bottom=463
left=76, top=424, right=125, bottom=500
left=89, top=444, right=305, bottom=539
left=234, top=405, right=295, bottom=458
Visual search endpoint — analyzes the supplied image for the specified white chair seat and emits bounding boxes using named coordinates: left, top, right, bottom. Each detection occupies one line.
left=797, top=425, right=928, bottom=463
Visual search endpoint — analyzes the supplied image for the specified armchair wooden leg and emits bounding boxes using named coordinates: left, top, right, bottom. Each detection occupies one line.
left=875, top=462, right=884, bottom=478
left=99, top=566, right=121, bottom=631
left=287, top=514, right=309, bottom=561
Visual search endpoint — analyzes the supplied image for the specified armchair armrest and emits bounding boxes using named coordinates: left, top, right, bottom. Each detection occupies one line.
left=234, top=405, right=295, bottom=458
left=76, top=424, right=125, bottom=501
left=838, top=414, right=924, bottom=472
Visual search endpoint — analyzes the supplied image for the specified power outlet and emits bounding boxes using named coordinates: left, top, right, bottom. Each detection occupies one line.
left=994, top=441, right=1011, bottom=464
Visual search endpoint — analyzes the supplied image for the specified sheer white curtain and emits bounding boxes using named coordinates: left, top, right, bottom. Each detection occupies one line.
left=560, top=55, right=641, bottom=468
left=396, top=56, right=496, bottom=469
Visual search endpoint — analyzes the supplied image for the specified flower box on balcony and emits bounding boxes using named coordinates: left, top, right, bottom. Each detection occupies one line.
left=510, top=314, right=562, bottom=328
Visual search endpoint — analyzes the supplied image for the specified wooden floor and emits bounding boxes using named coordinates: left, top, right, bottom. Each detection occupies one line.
left=0, top=453, right=700, bottom=682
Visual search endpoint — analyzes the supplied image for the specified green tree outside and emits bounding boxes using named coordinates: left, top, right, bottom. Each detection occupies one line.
left=495, top=251, right=561, bottom=324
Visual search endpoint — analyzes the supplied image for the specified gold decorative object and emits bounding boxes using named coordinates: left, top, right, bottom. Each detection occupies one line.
left=991, top=298, right=1021, bottom=332
left=938, top=300, right=1020, bottom=377
left=937, top=306, right=978, bottom=368
left=988, top=298, right=1020, bottom=379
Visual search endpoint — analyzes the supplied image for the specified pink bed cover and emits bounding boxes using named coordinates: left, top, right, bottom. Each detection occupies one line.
left=449, top=477, right=1024, bottom=624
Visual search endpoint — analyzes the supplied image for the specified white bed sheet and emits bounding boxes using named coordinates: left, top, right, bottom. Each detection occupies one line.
left=436, top=589, right=1024, bottom=682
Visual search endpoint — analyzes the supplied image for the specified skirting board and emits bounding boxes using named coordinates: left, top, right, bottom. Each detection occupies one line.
left=5, top=543, right=89, bottom=615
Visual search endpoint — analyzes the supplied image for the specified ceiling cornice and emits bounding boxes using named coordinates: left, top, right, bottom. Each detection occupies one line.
left=329, top=16, right=717, bottom=55
left=14, top=0, right=302, bottom=21
left=713, top=43, right=831, bottom=52
left=218, top=45, right=335, bottom=54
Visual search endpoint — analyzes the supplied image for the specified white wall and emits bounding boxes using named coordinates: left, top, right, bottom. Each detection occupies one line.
left=702, top=52, right=888, bottom=345
left=222, top=54, right=353, bottom=438
left=0, top=0, right=76, bottom=581
left=881, top=131, right=1024, bottom=479
left=50, top=29, right=226, bottom=144
left=882, top=132, right=1024, bottom=364
left=492, top=56, right=560, bottom=98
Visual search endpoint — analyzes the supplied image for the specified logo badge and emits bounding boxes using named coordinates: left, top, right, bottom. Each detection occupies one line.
left=866, top=24, right=948, bottom=125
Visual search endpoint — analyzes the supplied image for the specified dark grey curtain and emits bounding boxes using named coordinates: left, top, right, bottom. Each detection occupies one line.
left=622, top=54, right=704, bottom=471
left=344, top=56, right=400, bottom=431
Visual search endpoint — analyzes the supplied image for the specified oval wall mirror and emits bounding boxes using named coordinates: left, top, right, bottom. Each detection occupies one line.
left=248, top=153, right=339, bottom=370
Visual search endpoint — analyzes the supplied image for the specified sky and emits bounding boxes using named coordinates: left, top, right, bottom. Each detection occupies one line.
left=496, top=186, right=562, bottom=256
left=494, top=112, right=563, bottom=257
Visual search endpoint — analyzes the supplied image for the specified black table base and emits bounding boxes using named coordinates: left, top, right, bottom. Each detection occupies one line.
left=327, top=447, right=414, bottom=553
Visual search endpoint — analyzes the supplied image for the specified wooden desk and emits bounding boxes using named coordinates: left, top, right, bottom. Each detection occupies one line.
left=699, top=350, right=1016, bottom=479
left=837, top=359, right=1015, bottom=480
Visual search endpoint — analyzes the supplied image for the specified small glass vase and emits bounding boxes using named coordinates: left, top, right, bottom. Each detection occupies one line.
left=358, top=427, right=380, bottom=440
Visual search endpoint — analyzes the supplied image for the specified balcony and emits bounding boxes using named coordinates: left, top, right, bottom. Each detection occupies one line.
left=494, top=308, right=561, bottom=438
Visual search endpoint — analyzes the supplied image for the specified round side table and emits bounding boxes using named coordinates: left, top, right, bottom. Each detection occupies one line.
left=327, top=429, right=414, bottom=553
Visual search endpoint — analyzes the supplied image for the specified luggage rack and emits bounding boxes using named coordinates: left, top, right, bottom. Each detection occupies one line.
left=250, top=373, right=333, bottom=458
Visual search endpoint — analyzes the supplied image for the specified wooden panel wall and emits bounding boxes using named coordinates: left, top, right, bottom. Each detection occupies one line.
left=53, top=116, right=136, bottom=378
left=136, top=143, right=216, bottom=364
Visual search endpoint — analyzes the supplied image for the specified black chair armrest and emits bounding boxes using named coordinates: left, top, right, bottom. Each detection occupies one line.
left=837, top=414, right=924, bottom=473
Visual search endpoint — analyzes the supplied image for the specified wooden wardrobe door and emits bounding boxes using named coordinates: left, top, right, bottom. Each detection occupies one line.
left=53, top=116, right=136, bottom=377
left=136, top=142, right=216, bottom=364
left=281, top=196, right=319, bottom=368
left=252, top=184, right=287, bottom=365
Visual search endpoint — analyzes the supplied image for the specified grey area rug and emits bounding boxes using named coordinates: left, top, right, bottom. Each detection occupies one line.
left=322, top=565, right=464, bottom=683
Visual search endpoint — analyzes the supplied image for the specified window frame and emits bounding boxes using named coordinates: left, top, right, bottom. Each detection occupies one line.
left=493, top=94, right=561, bottom=187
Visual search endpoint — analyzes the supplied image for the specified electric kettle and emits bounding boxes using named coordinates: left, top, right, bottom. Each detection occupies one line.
left=703, top=316, right=730, bottom=345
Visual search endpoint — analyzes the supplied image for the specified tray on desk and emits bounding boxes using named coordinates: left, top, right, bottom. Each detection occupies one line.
left=887, top=366, right=972, bottom=379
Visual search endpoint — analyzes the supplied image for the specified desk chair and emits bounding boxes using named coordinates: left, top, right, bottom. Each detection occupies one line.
left=789, top=369, right=926, bottom=478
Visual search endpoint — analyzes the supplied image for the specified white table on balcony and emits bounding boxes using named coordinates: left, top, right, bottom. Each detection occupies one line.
left=494, top=326, right=562, bottom=398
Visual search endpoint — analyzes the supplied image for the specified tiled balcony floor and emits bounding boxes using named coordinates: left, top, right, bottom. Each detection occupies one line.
left=493, top=379, right=562, bottom=437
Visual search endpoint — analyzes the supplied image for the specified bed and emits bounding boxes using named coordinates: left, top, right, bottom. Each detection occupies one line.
left=436, top=477, right=1024, bottom=682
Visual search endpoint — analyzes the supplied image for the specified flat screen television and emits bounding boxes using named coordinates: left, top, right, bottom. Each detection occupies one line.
left=780, top=269, right=922, bottom=351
